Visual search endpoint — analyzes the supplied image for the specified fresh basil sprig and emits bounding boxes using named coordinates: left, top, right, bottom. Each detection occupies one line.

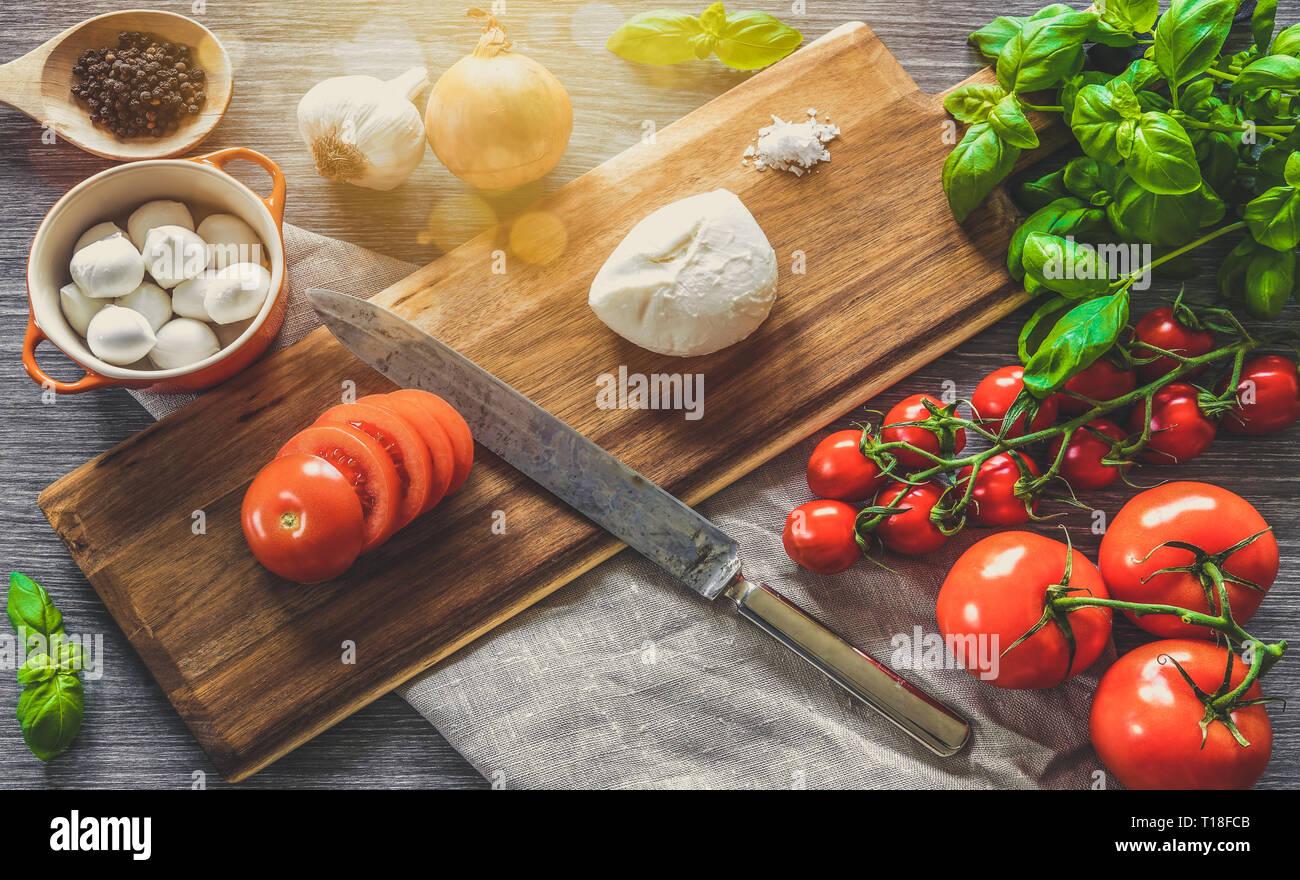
left=607, top=3, right=801, bottom=70
left=7, top=572, right=85, bottom=761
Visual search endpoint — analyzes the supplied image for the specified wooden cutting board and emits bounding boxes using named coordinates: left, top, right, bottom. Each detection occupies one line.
left=40, top=22, right=1065, bottom=781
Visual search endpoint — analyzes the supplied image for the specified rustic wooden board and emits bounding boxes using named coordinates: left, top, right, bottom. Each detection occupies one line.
left=38, top=22, right=1065, bottom=782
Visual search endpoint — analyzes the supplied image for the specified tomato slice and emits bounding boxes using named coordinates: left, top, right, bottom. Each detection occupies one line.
left=358, top=393, right=453, bottom=513
left=386, top=389, right=473, bottom=493
left=277, top=423, right=401, bottom=552
left=315, top=402, right=433, bottom=529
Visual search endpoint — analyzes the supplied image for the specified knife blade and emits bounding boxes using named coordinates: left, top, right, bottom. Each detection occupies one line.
left=308, top=288, right=971, bottom=757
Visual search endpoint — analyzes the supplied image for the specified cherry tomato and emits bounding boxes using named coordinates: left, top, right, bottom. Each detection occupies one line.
left=1128, top=382, right=1216, bottom=464
left=1047, top=419, right=1128, bottom=490
left=972, top=366, right=1058, bottom=438
left=1098, top=482, right=1278, bottom=639
left=956, top=452, right=1041, bottom=526
left=387, top=389, right=474, bottom=492
left=1056, top=359, right=1137, bottom=415
left=806, top=430, right=886, bottom=502
left=277, top=423, right=402, bottom=552
left=1217, top=355, right=1300, bottom=436
left=242, top=453, right=366, bottom=583
left=1091, top=640, right=1272, bottom=790
left=936, top=532, right=1111, bottom=690
left=1133, top=307, right=1214, bottom=382
left=360, top=393, right=455, bottom=513
left=317, top=402, right=435, bottom=529
left=874, top=481, right=948, bottom=555
left=782, top=500, right=860, bottom=574
left=880, top=394, right=966, bottom=470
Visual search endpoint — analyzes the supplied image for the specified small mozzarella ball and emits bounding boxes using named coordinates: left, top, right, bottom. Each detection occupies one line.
left=128, top=200, right=194, bottom=249
left=203, top=263, right=272, bottom=324
left=197, top=213, right=263, bottom=269
left=70, top=236, right=145, bottom=299
left=86, top=305, right=156, bottom=365
left=116, top=281, right=172, bottom=332
left=60, top=282, right=107, bottom=336
left=149, top=317, right=220, bottom=369
left=143, top=225, right=208, bottom=289
left=171, top=277, right=213, bottom=320
left=213, top=317, right=253, bottom=348
left=74, top=221, right=126, bottom=254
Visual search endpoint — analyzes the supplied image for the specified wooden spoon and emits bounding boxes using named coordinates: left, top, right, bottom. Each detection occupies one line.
left=0, top=9, right=232, bottom=161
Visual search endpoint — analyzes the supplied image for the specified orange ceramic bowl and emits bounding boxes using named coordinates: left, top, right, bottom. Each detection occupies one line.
left=23, top=147, right=287, bottom=394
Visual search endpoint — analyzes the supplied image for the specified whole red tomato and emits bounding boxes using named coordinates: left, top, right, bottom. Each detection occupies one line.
left=782, top=500, right=860, bottom=574
left=880, top=394, right=966, bottom=470
left=1047, top=419, right=1128, bottom=490
left=972, top=366, right=1058, bottom=438
left=1091, top=640, right=1272, bottom=790
left=1057, top=359, right=1137, bottom=415
left=936, top=532, right=1112, bottom=690
left=1218, top=355, right=1300, bottom=436
left=806, top=429, right=885, bottom=501
left=1133, top=307, right=1215, bottom=382
left=1128, top=382, right=1216, bottom=464
left=956, top=452, right=1041, bottom=526
left=1098, top=482, right=1278, bottom=638
left=874, top=481, right=949, bottom=555
left=242, top=453, right=366, bottom=583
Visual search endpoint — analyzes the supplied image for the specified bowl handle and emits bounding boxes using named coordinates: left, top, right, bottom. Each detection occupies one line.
left=190, top=147, right=286, bottom=227
left=23, top=314, right=113, bottom=394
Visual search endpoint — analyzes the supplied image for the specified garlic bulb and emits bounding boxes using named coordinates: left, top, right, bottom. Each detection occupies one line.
left=298, top=67, right=430, bottom=191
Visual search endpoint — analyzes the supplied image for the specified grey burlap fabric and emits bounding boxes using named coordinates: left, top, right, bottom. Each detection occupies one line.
left=131, top=224, right=1110, bottom=789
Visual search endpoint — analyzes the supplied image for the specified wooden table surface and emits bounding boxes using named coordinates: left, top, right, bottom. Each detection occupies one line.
left=2, top=0, right=1297, bottom=789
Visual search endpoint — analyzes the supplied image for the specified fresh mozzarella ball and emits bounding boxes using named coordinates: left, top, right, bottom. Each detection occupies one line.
left=60, top=282, right=107, bottom=336
left=197, top=213, right=263, bottom=269
left=213, top=317, right=253, bottom=348
left=128, top=200, right=194, bottom=249
left=74, top=221, right=126, bottom=254
left=116, top=282, right=172, bottom=332
left=86, top=305, right=156, bottom=365
left=149, top=318, right=220, bottom=369
left=143, top=225, right=208, bottom=288
left=70, top=235, right=146, bottom=299
left=203, top=262, right=272, bottom=324
left=171, top=277, right=213, bottom=320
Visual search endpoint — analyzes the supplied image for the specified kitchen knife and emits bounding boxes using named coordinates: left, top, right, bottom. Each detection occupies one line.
left=308, top=288, right=971, bottom=757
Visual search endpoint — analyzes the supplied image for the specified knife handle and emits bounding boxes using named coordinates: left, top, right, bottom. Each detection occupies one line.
left=724, top=577, right=970, bottom=757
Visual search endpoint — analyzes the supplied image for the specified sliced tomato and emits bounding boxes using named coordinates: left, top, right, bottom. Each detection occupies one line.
left=387, top=389, right=473, bottom=492
left=315, top=402, right=434, bottom=529
left=358, top=393, right=454, bottom=513
left=277, top=423, right=401, bottom=552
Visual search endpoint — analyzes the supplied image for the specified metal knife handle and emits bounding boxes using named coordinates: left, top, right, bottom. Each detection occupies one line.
left=724, top=577, right=970, bottom=757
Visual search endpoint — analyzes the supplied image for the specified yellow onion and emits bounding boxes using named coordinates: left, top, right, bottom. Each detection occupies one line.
left=425, top=8, right=573, bottom=190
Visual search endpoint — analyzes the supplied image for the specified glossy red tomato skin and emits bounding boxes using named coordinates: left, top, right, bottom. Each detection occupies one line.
left=242, top=454, right=366, bottom=583
left=1128, top=382, right=1217, bottom=464
left=1098, top=482, right=1278, bottom=639
left=387, top=389, right=474, bottom=493
left=1048, top=419, right=1127, bottom=490
left=1090, top=640, right=1272, bottom=790
left=806, top=430, right=886, bottom=502
left=956, top=452, right=1041, bottom=526
left=1057, top=359, right=1137, bottom=415
left=1218, top=355, right=1300, bottom=436
left=972, top=366, right=1058, bottom=438
left=874, top=481, right=949, bottom=555
left=782, top=500, right=860, bottom=574
left=317, top=402, right=434, bottom=530
left=880, top=394, right=966, bottom=471
left=1134, top=307, right=1215, bottom=382
left=937, top=532, right=1112, bottom=690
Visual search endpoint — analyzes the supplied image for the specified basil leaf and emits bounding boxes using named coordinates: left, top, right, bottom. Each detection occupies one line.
left=943, top=122, right=1020, bottom=222
left=1218, top=236, right=1259, bottom=300
left=1063, top=155, right=1121, bottom=205
left=16, top=673, right=83, bottom=762
left=7, top=571, right=63, bottom=638
left=1107, top=178, right=1220, bottom=246
left=943, top=83, right=1007, bottom=123
left=1198, top=131, right=1239, bottom=196
left=1253, top=0, right=1279, bottom=56
left=1018, top=294, right=1073, bottom=362
left=1022, top=232, right=1113, bottom=298
left=607, top=10, right=709, bottom=65
left=1245, top=183, right=1300, bottom=250
left=1112, top=58, right=1162, bottom=92
left=997, top=11, right=1097, bottom=93
left=1152, top=0, right=1236, bottom=87
left=17, top=653, right=57, bottom=686
left=1091, top=19, right=1139, bottom=49
left=969, top=16, right=1026, bottom=61
left=713, top=9, right=803, bottom=70
left=1273, top=23, right=1300, bottom=57
left=1031, top=4, right=1077, bottom=21
left=1119, top=111, right=1200, bottom=194
left=1103, top=0, right=1159, bottom=33
left=1016, top=167, right=1069, bottom=211
left=1061, top=71, right=1111, bottom=120
left=1023, top=292, right=1130, bottom=397
left=1231, top=55, right=1300, bottom=97
left=1071, top=83, right=1136, bottom=165
left=1008, top=197, right=1105, bottom=280
left=988, top=94, right=1039, bottom=148
left=1245, top=246, right=1296, bottom=318
left=1286, top=152, right=1300, bottom=188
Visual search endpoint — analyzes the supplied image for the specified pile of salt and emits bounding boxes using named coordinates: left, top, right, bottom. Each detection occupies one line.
left=742, top=109, right=840, bottom=177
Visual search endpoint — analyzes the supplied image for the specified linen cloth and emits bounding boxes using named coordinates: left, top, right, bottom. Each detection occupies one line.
left=131, top=224, right=1111, bottom=789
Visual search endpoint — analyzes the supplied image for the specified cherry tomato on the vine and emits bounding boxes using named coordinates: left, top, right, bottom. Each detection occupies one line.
left=1217, top=355, right=1300, bottom=436
left=873, top=481, right=949, bottom=555
left=972, top=366, right=1058, bottom=438
left=806, top=429, right=886, bottom=502
left=782, top=500, right=860, bottom=575
left=1056, top=359, right=1137, bottom=415
left=1047, top=419, right=1128, bottom=490
left=1133, top=307, right=1214, bottom=382
left=956, top=452, right=1040, bottom=527
left=1128, top=382, right=1216, bottom=464
left=880, top=394, right=966, bottom=471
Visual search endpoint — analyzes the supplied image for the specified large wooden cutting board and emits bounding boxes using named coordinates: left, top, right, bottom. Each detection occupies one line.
left=39, top=23, right=1064, bottom=781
